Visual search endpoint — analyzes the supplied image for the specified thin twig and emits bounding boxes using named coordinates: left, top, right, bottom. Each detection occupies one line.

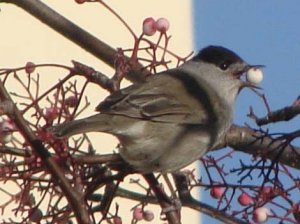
left=0, top=80, right=91, bottom=224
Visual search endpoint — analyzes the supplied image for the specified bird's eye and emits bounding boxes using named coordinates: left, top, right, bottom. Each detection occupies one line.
left=219, top=62, right=230, bottom=70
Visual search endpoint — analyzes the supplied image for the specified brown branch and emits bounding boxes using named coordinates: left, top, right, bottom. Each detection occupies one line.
left=0, top=146, right=31, bottom=157
left=72, top=60, right=116, bottom=93
left=91, top=183, right=248, bottom=224
left=219, top=125, right=300, bottom=169
left=73, top=153, right=122, bottom=165
left=172, top=173, right=247, bottom=224
left=250, top=96, right=300, bottom=126
left=0, top=0, right=147, bottom=83
left=0, top=80, right=91, bottom=224
left=143, top=173, right=181, bottom=224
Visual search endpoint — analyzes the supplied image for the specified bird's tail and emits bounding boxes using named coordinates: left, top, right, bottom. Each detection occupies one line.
left=50, top=114, right=112, bottom=138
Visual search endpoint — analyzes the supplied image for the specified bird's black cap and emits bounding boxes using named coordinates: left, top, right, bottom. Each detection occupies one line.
left=192, top=46, right=244, bottom=67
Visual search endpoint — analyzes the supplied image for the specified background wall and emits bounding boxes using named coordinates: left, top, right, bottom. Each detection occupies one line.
left=0, top=1, right=197, bottom=223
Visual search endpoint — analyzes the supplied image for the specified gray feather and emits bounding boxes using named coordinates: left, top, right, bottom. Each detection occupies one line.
left=51, top=114, right=112, bottom=138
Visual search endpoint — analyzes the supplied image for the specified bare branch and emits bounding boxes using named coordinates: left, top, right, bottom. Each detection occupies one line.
left=219, top=125, right=300, bottom=169
left=249, top=96, right=300, bottom=126
left=93, top=186, right=249, bottom=224
left=172, top=173, right=248, bottom=224
left=143, top=173, right=181, bottom=224
left=0, top=80, right=91, bottom=224
left=0, top=0, right=147, bottom=83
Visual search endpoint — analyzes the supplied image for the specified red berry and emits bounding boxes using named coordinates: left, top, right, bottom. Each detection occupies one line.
left=210, top=187, right=225, bottom=199
left=143, top=17, right=157, bottom=36
left=143, top=210, right=154, bottom=222
left=37, top=128, right=54, bottom=142
left=22, top=193, right=35, bottom=206
left=43, top=107, right=59, bottom=121
left=262, top=186, right=273, bottom=194
left=238, top=192, right=253, bottom=206
left=65, top=96, right=78, bottom=108
left=253, top=207, right=270, bottom=223
left=112, top=216, right=122, bottom=224
left=156, top=18, right=170, bottom=33
left=0, top=120, right=15, bottom=132
left=0, top=166, right=10, bottom=176
left=75, top=0, right=86, bottom=4
left=29, top=208, right=43, bottom=222
left=259, top=186, right=274, bottom=200
left=25, top=62, right=35, bottom=74
left=133, top=207, right=143, bottom=221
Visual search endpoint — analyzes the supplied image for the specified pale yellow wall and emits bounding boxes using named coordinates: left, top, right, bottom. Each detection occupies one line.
left=0, top=1, right=197, bottom=223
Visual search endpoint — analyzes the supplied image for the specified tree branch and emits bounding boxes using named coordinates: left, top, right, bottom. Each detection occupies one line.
left=250, top=96, right=300, bottom=126
left=172, top=173, right=247, bottom=224
left=90, top=184, right=248, bottom=224
left=220, top=125, right=300, bottom=169
left=0, top=80, right=91, bottom=224
left=0, top=0, right=147, bottom=83
left=143, top=173, right=181, bottom=224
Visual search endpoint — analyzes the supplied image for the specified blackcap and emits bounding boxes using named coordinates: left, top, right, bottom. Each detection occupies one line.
left=52, top=46, right=261, bottom=173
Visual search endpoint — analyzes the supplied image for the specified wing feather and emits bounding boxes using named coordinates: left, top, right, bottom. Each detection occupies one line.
left=96, top=72, right=210, bottom=124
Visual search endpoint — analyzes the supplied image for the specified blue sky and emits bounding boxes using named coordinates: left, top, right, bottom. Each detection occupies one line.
left=193, top=1, right=300, bottom=123
left=193, top=1, right=300, bottom=223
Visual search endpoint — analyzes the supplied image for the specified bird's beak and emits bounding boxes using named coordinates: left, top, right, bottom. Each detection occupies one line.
left=247, top=64, right=265, bottom=70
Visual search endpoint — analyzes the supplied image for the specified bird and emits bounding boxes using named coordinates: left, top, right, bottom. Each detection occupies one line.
left=51, top=45, right=261, bottom=173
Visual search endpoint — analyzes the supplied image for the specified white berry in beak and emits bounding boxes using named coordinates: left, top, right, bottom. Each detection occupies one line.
left=246, top=67, right=263, bottom=85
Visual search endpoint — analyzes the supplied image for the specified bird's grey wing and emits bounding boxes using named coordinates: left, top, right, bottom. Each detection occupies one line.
left=96, top=73, right=210, bottom=124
